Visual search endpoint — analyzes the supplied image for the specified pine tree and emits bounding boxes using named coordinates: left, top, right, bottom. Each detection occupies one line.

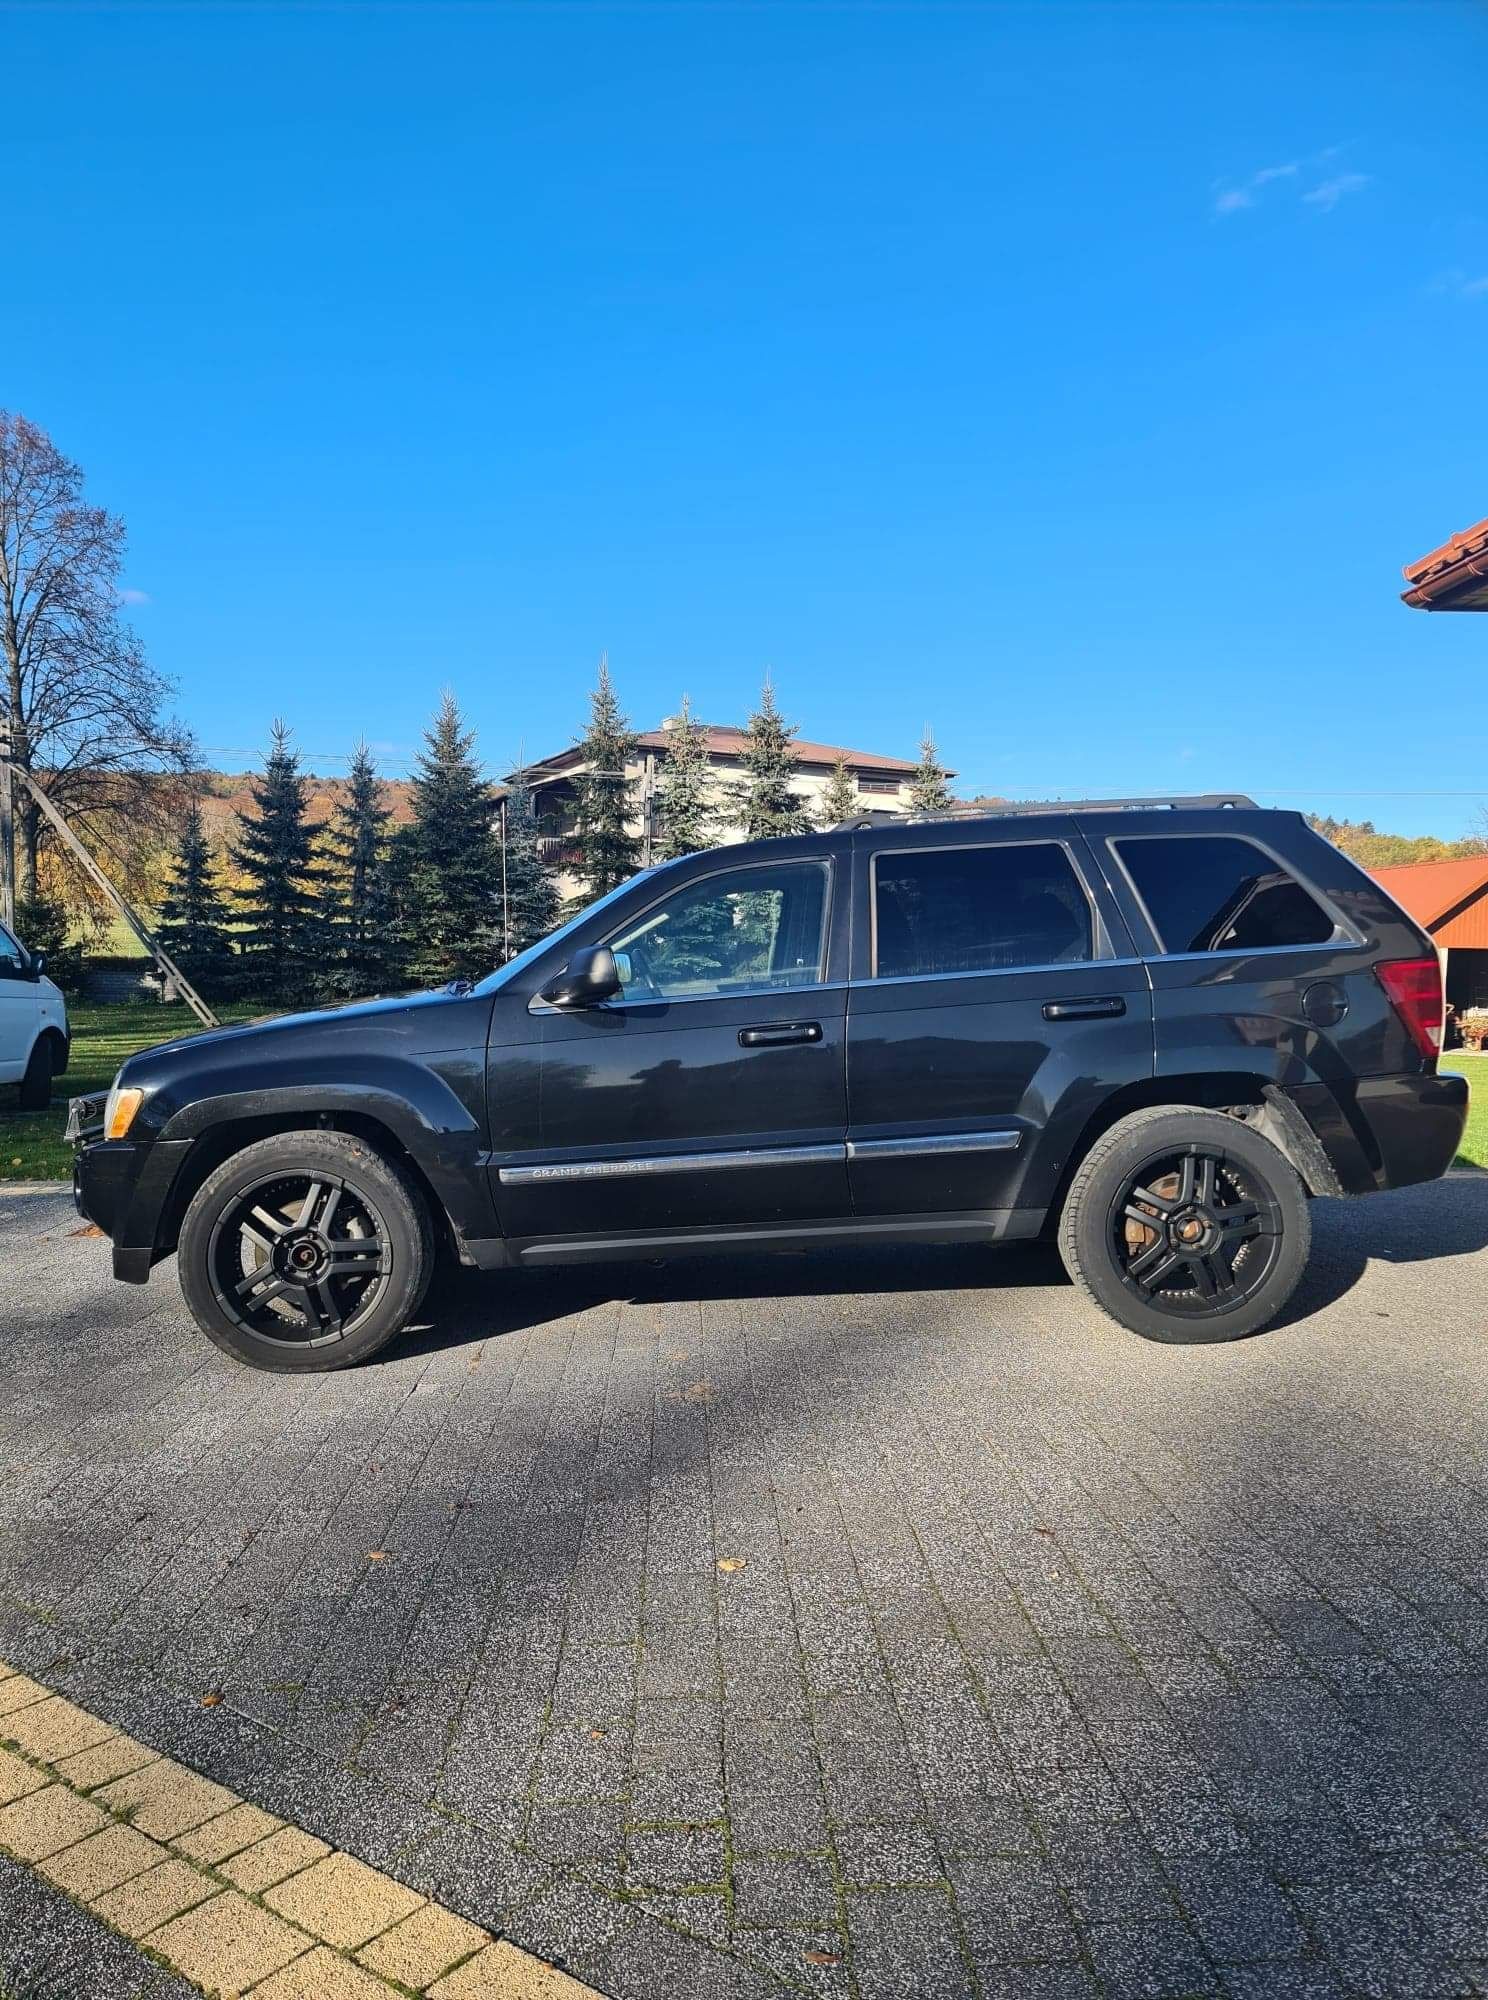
left=323, top=742, right=403, bottom=996
left=737, top=676, right=812, bottom=839
left=573, top=656, right=641, bottom=897
left=498, top=768, right=561, bottom=959
left=157, top=799, right=236, bottom=995
left=231, top=721, right=323, bottom=1003
left=908, top=726, right=953, bottom=814
left=819, top=753, right=858, bottom=827
left=654, top=696, right=720, bottom=860
left=406, top=693, right=500, bottom=985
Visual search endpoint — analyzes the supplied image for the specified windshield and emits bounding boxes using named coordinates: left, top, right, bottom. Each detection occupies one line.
left=472, top=867, right=671, bottom=996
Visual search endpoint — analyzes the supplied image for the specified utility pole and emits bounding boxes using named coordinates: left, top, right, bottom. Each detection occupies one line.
left=0, top=713, right=14, bottom=932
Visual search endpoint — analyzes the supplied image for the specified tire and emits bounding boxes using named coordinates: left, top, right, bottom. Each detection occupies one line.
left=177, top=1130, right=435, bottom=1373
left=1056, top=1105, right=1311, bottom=1344
left=18, top=1037, right=52, bottom=1111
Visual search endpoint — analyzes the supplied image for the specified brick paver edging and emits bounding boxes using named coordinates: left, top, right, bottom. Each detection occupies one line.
left=0, top=1659, right=608, bottom=2000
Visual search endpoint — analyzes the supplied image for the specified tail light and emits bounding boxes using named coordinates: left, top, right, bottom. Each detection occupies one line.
left=1374, top=957, right=1443, bottom=1068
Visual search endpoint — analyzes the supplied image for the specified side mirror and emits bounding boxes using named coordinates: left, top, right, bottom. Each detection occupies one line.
left=27, top=953, right=46, bottom=981
left=540, top=944, right=622, bottom=1009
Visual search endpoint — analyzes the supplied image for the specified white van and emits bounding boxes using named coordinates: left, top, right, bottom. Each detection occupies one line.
left=0, top=921, right=69, bottom=1109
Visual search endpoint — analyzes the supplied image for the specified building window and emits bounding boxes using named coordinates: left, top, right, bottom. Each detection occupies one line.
left=859, top=778, right=900, bottom=795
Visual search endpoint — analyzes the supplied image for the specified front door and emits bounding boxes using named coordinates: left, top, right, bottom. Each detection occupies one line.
left=494, top=852, right=851, bottom=1246
left=845, top=825, right=1154, bottom=1221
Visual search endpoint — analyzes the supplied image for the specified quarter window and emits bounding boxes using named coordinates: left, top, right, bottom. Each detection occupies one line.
left=1115, top=836, right=1335, bottom=953
left=607, top=861, right=829, bottom=1000
left=872, top=843, right=1092, bottom=979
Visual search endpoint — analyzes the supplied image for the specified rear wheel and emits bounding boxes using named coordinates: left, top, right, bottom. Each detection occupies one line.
left=1057, top=1105, right=1310, bottom=1344
left=18, top=1037, right=53, bottom=1111
left=178, top=1131, right=434, bottom=1372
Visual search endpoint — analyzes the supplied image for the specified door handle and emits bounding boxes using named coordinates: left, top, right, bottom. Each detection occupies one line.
left=1042, top=996, right=1127, bottom=1021
left=739, top=1022, right=823, bottom=1048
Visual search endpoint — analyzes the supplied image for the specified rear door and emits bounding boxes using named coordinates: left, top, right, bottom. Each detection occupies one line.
left=844, top=822, right=1154, bottom=1223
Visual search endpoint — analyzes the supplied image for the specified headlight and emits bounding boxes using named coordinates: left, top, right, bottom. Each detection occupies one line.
left=104, top=1081, right=144, bottom=1141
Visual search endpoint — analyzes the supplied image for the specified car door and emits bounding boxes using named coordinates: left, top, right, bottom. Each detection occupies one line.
left=845, top=822, right=1154, bottom=1222
left=492, top=849, right=852, bottom=1245
left=0, top=925, right=35, bottom=1085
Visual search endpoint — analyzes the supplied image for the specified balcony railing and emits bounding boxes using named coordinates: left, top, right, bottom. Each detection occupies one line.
left=536, top=835, right=584, bottom=867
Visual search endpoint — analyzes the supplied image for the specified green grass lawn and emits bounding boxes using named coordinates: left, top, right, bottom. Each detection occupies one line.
left=0, top=1000, right=261, bottom=1182
left=1443, top=1050, right=1488, bottom=1171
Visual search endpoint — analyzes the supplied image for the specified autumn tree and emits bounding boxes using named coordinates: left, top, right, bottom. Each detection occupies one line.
left=654, top=696, right=720, bottom=860
left=156, top=798, right=236, bottom=995
left=573, top=656, right=640, bottom=896
left=0, top=411, right=192, bottom=904
left=737, top=676, right=812, bottom=839
left=908, top=727, right=953, bottom=813
left=406, top=693, right=500, bottom=984
left=498, top=768, right=561, bottom=959
left=819, top=753, right=858, bottom=827
left=231, top=721, right=324, bottom=1002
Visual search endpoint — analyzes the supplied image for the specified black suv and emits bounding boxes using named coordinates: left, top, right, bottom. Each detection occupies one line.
left=71, top=796, right=1466, bottom=1371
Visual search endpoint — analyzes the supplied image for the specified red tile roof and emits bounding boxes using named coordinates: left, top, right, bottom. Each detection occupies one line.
left=1372, top=856, right=1488, bottom=948
left=1401, top=516, right=1488, bottom=611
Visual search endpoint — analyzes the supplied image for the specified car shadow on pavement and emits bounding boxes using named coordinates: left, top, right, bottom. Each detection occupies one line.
left=396, top=1170, right=1488, bottom=1358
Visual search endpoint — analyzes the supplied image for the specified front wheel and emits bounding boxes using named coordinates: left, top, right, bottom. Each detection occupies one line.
left=18, top=1037, right=53, bottom=1111
left=1057, top=1106, right=1311, bottom=1344
left=178, top=1131, right=434, bottom=1372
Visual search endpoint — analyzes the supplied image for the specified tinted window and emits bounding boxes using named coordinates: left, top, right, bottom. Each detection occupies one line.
left=1115, top=836, right=1334, bottom=953
left=0, top=926, right=24, bottom=975
left=873, top=843, right=1092, bottom=978
left=608, top=861, right=829, bottom=1000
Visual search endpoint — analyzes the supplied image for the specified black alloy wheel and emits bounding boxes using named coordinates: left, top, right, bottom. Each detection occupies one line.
left=1110, top=1146, right=1282, bottom=1319
left=1057, top=1105, right=1311, bottom=1344
left=208, top=1171, right=391, bottom=1348
left=178, top=1130, right=434, bottom=1372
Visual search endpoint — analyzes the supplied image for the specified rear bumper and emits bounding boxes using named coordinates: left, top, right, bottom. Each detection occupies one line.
left=73, top=1137, right=193, bottom=1284
left=1292, top=1071, right=1469, bottom=1195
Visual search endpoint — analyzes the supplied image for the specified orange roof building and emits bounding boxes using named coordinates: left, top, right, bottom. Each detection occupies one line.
left=1401, top=517, right=1488, bottom=611
left=1371, top=856, right=1488, bottom=1019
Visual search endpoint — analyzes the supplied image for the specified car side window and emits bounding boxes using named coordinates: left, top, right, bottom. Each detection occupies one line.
left=1114, top=835, right=1335, bottom=953
left=606, top=861, right=830, bottom=1001
left=0, top=925, right=25, bottom=977
left=872, top=842, right=1093, bottom=979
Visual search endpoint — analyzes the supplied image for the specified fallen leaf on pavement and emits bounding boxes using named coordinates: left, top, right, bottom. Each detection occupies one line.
left=69, top=1223, right=105, bottom=1238
left=366, top=1550, right=389, bottom=1562
left=717, top=1557, right=746, bottom=1573
left=200, top=1692, right=223, bottom=1708
left=803, top=1949, right=839, bottom=1966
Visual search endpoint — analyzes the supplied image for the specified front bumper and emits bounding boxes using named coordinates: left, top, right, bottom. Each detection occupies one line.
left=73, top=1135, right=194, bottom=1284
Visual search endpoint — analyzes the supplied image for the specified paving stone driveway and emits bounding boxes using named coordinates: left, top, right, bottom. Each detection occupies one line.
left=3, top=1173, right=1488, bottom=2000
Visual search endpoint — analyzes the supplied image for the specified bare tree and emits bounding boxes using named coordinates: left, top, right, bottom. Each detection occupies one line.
left=0, top=411, right=192, bottom=902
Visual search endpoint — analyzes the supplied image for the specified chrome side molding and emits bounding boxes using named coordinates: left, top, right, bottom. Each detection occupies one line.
left=496, top=1129, right=1021, bottom=1184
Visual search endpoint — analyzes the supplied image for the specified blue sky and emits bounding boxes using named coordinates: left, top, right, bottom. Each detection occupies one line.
left=7, top=2, right=1488, bottom=833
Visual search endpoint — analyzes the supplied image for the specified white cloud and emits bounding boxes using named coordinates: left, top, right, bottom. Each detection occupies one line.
left=1302, top=172, right=1370, bottom=212
left=1431, top=268, right=1488, bottom=300
left=1212, top=152, right=1368, bottom=220
left=117, top=587, right=150, bottom=606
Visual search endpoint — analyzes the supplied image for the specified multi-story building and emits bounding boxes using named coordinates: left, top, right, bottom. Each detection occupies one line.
left=516, top=719, right=940, bottom=898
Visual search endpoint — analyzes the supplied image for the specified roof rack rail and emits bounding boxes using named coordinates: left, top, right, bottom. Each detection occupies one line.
left=832, top=793, right=1257, bottom=831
